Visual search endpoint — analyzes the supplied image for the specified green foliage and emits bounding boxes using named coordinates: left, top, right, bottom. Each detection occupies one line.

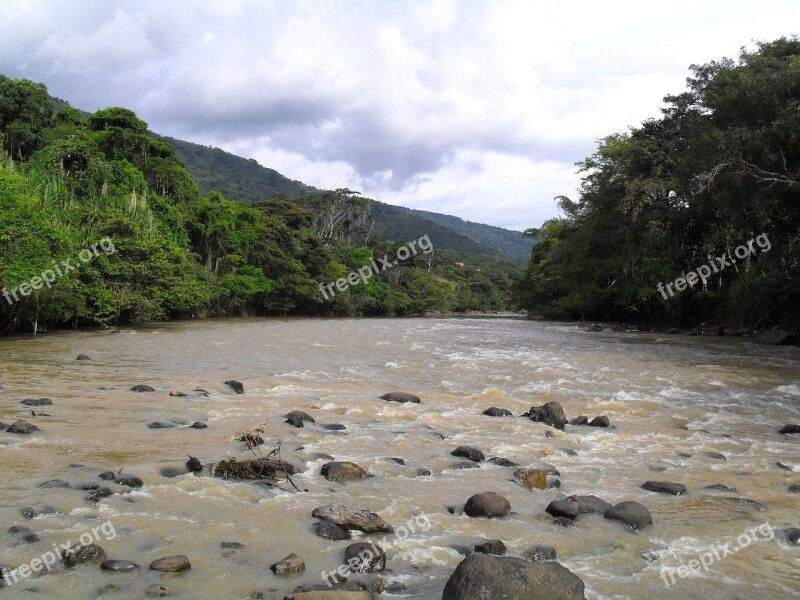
left=0, top=76, right=54, bottom=160
left=0, top=75, right=520, bottom=333
left=517, top=37, right=800, bottom=328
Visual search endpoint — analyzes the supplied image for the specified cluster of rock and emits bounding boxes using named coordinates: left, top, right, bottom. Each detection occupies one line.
left=5, top=372, right=799, bottom=599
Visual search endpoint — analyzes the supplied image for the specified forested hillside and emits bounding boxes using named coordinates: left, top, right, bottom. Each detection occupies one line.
left=164, top=135, right=532, bottom=262
left=517, top=38, right=800, bottom=328
left=164, top=136, right=316, bottom=201
left=0, top=76, right=518, bottom=334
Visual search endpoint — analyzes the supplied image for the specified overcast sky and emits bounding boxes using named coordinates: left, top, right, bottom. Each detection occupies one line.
left=0, top=1, right=797, bottom=230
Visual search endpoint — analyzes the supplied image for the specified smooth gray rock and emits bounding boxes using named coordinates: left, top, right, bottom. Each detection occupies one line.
left=442, top=553, right=586, bottom=600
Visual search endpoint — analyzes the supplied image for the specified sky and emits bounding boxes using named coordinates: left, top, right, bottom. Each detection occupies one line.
left=0, top=1, right=797, bottom=231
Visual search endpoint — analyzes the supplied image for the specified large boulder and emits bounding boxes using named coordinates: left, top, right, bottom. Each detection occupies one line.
left=464, top=492, right=510, bottom=518
left=604, top=501, right=653, bottom=530
left=321, top=462, right=368, bottom=482
left=442, top=553, right=586, bottom=600
left=780, top=424, right=800, bottom=435
left=525, top=402, right=567, bottom=430
left=312, top=504, right=393, bottom=533
left=379, top=392, right=420, bottom=404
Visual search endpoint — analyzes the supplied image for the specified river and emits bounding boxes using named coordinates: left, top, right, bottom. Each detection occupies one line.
left=0, top=317, right=798, bottom=599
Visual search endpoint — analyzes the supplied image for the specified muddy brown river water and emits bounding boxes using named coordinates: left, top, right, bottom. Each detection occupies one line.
left=0, top=316, right=798, bottom=599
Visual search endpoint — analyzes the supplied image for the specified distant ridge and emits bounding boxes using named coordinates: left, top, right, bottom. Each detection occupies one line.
left=165, top=137, right=534, bottom=262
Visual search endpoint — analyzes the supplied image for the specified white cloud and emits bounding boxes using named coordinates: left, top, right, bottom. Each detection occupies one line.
left=1, top=0, right=798, bottom=230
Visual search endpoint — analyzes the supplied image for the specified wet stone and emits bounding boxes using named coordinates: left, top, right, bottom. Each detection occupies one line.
left=101, top=559, right=140, bottom=572
left=149, top=555, right=191, bottom=572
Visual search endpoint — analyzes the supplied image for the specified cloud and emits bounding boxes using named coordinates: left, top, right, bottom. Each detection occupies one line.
left=0, top=0, right=798, bottom=229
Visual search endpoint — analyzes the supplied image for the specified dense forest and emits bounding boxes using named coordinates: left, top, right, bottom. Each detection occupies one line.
left=517, top=38, right=800, bottom=329
left=0, top=77, right=519, bottom=334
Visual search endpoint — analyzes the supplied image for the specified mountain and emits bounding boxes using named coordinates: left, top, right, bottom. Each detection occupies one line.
left=163, top=135, right=316, bottom=201
left=372, top=204, right=533, bottom=262
left=164, top=137, right=533, bottom=262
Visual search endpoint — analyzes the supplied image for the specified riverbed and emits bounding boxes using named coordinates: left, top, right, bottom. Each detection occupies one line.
left=0, top=317, right=798, bottom=598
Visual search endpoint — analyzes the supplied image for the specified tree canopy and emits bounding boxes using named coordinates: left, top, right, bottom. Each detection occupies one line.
left=517, top=38, right=800, bottom=328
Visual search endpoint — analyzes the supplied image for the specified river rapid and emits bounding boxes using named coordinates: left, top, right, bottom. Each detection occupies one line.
left=0, top=317, right=798, bottom=599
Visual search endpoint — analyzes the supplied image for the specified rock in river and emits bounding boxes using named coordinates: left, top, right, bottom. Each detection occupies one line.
left=149, top=555, right=191, bottom=572
left=642, top=481, right=687, bottom=496
left=115, top=474, right=144, bottom=488
left=312, top=504, right=393, bottom=533
left=523, top=544, right=557, bottom=562
left=514, top=468, right=548, bottom=490
left=101, top=559, right=140, bottom=572
left=780, top=424, right=800, bottom=434
left=525, top=401, right=567, bottom=430
left=483, top=407, right=513, bottom=417
left=464, top=492, right=510, bottom=518
left=224, top=380, right=244, bottom=394
left=442, top=553, right=586, bottom=600
left=546, top=499, right=580, bottom=520
left=131, top=384, right=155, bottom=393
left=451, top=446, right=485, bottom=462
left=62, top=543, right=107, bottom=567
left=20, top=398, right=52, bottom=407
left=9, top=525, right=40, bottom=544
left=286, top=410, right=315, bottom=423
left=321, top=461, right=367, bottom=482
left=7, top=420, right=40, bottom=434
left=571, top=495, right=612, bottom=514
left=344, top=542, right=386, bottom=572
left=379, top=391, right=420, bottom=403
left=604, top=501, right=653, bottom=530
left=313, top=521, right=351, bottom=541
left=271, top=553, right=305, bottom=575
left=474, top=540, right=506, bottom=555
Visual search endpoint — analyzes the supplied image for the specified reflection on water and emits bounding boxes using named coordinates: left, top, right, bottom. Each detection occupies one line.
left=0, top=317, right=798, bottom=598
